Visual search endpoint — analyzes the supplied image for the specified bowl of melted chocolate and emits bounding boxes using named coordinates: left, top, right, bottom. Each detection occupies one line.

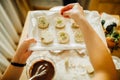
left=27, top=57, right=55, bottom=80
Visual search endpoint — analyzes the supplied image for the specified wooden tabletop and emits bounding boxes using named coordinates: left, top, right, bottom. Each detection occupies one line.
left=19, top=12, right=120, bottom=80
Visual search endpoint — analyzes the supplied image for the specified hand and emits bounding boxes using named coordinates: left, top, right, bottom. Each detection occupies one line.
left=12, top=38, right=36, bottom=64
left=61, top=3, right=85, bottom=23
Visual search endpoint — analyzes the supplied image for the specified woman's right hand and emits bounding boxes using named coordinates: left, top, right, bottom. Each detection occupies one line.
left=61, top=3, right=85, bottom=22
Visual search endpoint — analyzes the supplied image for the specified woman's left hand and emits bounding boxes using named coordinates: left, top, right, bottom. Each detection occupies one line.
left=12, top=38, right=36, bottom=64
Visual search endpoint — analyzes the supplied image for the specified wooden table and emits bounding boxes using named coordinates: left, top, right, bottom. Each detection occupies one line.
left=19, top=11, right=120, bottom=80
left=19, top=12, right=92, bottom=79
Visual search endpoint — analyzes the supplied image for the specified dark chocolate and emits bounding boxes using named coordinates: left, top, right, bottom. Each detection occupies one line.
left=29, top=60, right=55, bottom=80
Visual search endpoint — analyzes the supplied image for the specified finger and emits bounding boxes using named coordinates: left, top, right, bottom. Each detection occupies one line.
left=24, top=38, right=36, bottom=47
left=61, top=4, right=74, bottom=15
left=63, top=10, right=72, bottom=18
left=19, top=38, right=36, bottom=50
left=63, top=15, right=70, bottom=18
left=27, top=38, right=36, bottom=43
left=25, top=38, right=36, bottom=43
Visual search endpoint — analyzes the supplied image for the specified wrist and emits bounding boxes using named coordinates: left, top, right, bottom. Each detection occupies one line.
left=11, top=62, right=26, bottom=67
left=12, top=56, right=27, bottom=64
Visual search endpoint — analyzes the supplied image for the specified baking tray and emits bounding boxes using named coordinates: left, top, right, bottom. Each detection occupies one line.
left=28, top=10, right=106, bottom=51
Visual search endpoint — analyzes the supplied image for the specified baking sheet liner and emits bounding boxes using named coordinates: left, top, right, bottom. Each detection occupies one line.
left=28, top=10, right=107, bottom=51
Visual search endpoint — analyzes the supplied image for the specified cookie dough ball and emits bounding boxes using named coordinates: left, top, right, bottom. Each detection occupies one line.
left=55, top=17, right=65, bottom=29
left=74, top=31, right=84, bottom=43
left=57, top=31, right=69, bottom=44
left=40, top=30, right=53, bottom=44
left=38, top=16, right=49, bottom=29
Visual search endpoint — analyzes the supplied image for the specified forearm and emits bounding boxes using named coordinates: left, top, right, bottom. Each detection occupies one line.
left=1, top=54, right=26, bottom=80
left=0, top=72, right=2, bottom=80
left=1, top=39, right=35, bottom=80
left=75, top=15, right=118, bottom=79
left=1, top=65, right=24, bottom=80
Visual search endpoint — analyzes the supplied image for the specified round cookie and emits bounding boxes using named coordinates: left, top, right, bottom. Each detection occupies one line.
left=57, top=31, right=69, bottom=44
left=55, top=17, right=65, bottom=29
left=38, top=16, right=49, bottom=29
left=74, top=31, right=84, bottom=43
left=40, top=30, right=53, bottom=44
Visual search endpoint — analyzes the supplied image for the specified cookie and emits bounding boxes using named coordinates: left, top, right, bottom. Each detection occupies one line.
left=57, top=31, right=69, bottom=44
left=38, top=16, right=49, bottom=29
left=55, top=17, right=65, bottom=29
left=40, top=30, right=53, bottom=44
left=74, top=31, right=84, bottom=43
